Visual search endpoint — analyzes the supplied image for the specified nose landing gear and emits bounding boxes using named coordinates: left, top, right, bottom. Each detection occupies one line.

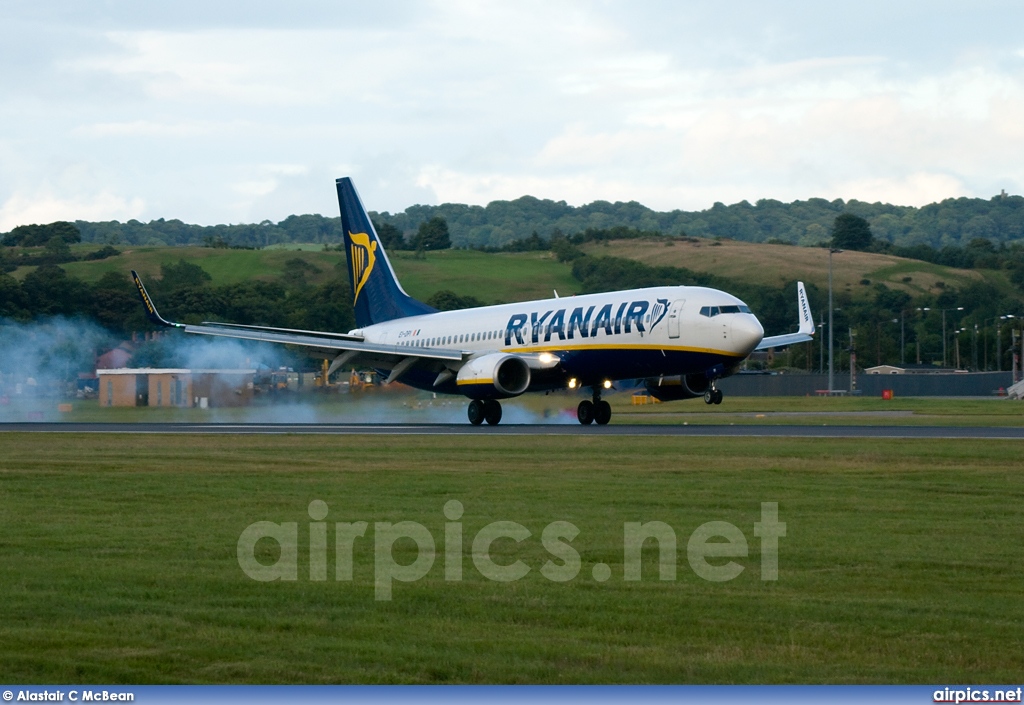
left=703, top=383, right=723, bottom=405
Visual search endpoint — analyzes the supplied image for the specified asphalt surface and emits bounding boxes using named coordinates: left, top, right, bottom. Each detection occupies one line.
left=2, top=422, right=1024, bottom=438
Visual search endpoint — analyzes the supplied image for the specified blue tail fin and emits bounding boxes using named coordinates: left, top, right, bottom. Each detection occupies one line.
left=336, top=177, right=435, bottom=328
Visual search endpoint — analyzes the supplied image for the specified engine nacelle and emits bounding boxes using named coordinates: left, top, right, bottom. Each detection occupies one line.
left=456, top=353, right=531, bottom=399
left=645, top=373, right=710, bottom=401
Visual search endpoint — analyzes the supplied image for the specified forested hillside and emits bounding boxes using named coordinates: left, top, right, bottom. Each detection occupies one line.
left=4, top=192, right=1023, bottom=251
left=4, top=221, right=1024, bottom=372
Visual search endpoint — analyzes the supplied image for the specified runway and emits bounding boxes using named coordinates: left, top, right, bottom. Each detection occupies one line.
left=2, top=422, right=1024, bottom=439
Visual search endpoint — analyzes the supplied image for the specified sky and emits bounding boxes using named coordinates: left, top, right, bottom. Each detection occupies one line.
left=2, top=0, right=1024, bottom=231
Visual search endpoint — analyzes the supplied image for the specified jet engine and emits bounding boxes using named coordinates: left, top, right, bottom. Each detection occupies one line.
left=456, top=353, right=531, bottom=399
left=644, top=373, right=711, bottom=401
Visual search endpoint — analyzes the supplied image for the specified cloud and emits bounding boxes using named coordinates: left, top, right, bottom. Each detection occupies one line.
left=72, top=120, right=221, bottom=138
left=2, top=1, right=1024, bottom=226
left=0, top=189, right=145, bottom=232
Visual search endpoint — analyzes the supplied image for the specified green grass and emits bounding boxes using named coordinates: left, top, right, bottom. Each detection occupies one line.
left=16, top=245, right=579, bottom=305
left=1, top=433, right=1023, bottom=683
left=4, top=394, right=1022, bottom=426
left=53, top=246, right=348, bottom=286
left=388, top=249, right=580, bottom=303
left=583, top=238, right=1000, bottom=301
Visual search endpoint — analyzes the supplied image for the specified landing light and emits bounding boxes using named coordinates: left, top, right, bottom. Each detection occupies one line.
left=538, top=352, right=557, bottom=364
left=602, top=380, right=612, bottom=389
left=568, top=378, right=578, bottom=389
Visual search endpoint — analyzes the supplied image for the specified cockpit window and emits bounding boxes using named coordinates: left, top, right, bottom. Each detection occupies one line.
left=701, top=304, right=753, bottom=317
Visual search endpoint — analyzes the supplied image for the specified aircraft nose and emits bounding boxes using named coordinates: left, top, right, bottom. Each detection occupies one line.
left=733, top=315, right=764, bottom=353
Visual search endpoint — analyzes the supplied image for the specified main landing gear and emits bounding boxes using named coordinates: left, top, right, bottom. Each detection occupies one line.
left=703, top=382, right=723, bottom=405
left=577, top=393, right=611, bottom=425
left=468, top=399, right=503, bottom=425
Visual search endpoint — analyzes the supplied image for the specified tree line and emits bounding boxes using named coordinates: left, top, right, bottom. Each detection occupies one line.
left=4, top=190, right=1024, bottom=251
left=3, top=212, right=1024, bottom=372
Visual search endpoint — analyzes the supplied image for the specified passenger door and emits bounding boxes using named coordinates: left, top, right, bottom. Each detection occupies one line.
left=667, top=300, right=685, bottom=339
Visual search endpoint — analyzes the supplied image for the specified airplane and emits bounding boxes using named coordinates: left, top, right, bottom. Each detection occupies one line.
left=132, top=177, right=814, bottom=425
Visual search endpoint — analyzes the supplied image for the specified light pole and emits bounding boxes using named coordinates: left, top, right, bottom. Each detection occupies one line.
left=1013, top=325, right=1021, bottom=384
left=900, top=310, right=906, bottom=365
left=953, top=327, right=967, bottom=369
left=996, top=315, right=1015, bottom=371
left=818, top=314, right=827, bottom=374
left=890, top=318, right=899, bottom=367
left=828, top=248, right=842, bottom=393
left=916, top=307, right=930, bottom=365
left=938, top=306, right=964, bottom=368
left=973, top=323, right=979, bottom=371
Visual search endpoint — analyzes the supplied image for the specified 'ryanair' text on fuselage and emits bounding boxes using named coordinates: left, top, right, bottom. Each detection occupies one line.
left=505, top=300, right=657, bottom=346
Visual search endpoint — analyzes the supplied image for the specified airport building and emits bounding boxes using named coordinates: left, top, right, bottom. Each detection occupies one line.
left=97, top=368, right=255, bottom=408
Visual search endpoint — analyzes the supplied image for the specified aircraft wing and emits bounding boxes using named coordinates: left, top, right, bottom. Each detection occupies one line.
left=755, top=280, right=815, bottom=351
left=131, top=271, right=464, bottom=380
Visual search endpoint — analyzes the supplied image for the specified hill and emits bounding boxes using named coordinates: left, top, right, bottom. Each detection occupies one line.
left=3, top=236, right=1022, bottom=369
left=11, top=244, right=580, bottom=305
left=579, top=238, right=1001, bottom=300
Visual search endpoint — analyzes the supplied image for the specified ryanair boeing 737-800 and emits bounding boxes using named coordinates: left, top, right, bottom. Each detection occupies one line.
left=132, top=177, right=813, bottom=425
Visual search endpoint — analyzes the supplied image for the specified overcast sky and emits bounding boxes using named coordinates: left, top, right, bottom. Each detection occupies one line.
left=2, top=1, right=1023, bottom=230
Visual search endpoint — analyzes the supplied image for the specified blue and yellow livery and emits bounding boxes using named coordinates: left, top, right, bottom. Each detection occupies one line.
left=132, top=177, right=814, bottom=425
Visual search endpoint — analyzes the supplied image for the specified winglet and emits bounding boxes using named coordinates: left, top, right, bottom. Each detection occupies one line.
left=753, top=281, right=815, bottom=351
left=131, top=270, right=182, bottom=328
left=796, top=281, right=814, bottom=336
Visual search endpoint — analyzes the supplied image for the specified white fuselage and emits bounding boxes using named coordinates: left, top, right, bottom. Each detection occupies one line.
left=352, top=285, right=764, bottom=390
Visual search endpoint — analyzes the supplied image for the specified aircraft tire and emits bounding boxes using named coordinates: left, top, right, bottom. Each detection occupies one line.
left=594, top=400, right=612, bottom=425
left=577, top=399, right=595, bottom=425
left=713, top=390, right=723, bottom=405
left=484, top=399, right=502, bottom=425
left=703, top=390, right=714, bottom=405
left=468, top=399, right=485, bottom=425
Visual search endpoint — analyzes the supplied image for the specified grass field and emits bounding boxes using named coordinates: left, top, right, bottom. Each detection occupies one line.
left=5, top=393, right=1023, bottom=427
left=15, top=245, right=580, bottom=305
left=14, top=237, right=1015, bottom=310
left=581, top=238, right=1010, bottom=300
left=1, top=432, right=1022, bottom=683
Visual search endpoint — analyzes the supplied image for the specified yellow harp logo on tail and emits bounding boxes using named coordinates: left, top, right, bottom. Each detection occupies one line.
left=349, top=232, right=378, bottom=304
